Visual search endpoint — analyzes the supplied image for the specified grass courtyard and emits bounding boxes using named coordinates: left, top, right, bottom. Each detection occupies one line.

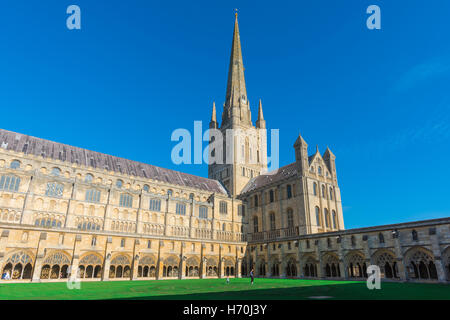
left=0, top=278, right=449, bottom=300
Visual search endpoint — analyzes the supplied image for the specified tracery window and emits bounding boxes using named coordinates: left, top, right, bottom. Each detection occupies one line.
left=315, top=206, right=321, bottom=227
left=253, top=216, right=259, bottom=233
left=45, top=182, right=64, bottom=197
left=119, top=193, right=133, bottom=208
left=51, top=167, right=61, bottom=177
left=149, top=199, right=161, bottom=211
left=84, top=174, right=93, bottom=183
left=219, top=201, right=227, bottom=214
left=85, top=189, right=101, bottom=202
left=0, top=175, right=20, bottom=192
left=1, top=251, right=33, bottom=280
left=287, top=209, right=294, bottom=228
left=40, top=251, right=70, bottom=279
left=199, top=206, right=208, bottom=219
left=10, top=160, right=21, bottom=169
left=269, top=212, right=276, bottom=230
left=176, top=203, right=186, bottom=215
left=79, top=254, right=102, bottom=279
left=109, top=255, right=131, bottom=279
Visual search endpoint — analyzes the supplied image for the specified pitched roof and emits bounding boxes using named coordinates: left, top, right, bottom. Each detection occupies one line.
left=240, top=162, right=298, bottom=194
left=0, top=128, right=227, bottom=195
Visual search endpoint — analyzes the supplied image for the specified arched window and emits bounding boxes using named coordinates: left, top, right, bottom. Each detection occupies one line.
left=379, top=233, right=385, bottom=244
left=269, top=212, right=276, bottom=230
left=199, top=206, right=208, bottom=219
left=143, top=184, right=150, bottom=192
left=0, top=175, right=21, bottom=192
left=287, top=209, right=294, bottom=228
left=318, top=166, right=322, bottom=175
left=10, top=160, right=21, bottom=169
left=219, top=201, right=228, bottom=214
left=286, top=185, right=292, bottom=199
left=254, top=195, right=258, bottom=207
left=324, top=208, right=329, bottom=228
left=167, top=189, right=173, bottom=196
left=329, top=187, right=334, bottom=200
left=85, top=174, right=93, bottom=183
left=149, top=199, right=161, bottom=211
left=313, top=183, right=318, bottom=196
left=315, top=206, right=321, bottom=227
left=222, top=223, right=226, bottom=231
left=269, top=190, right=274, bottom=203
left=322, top=185, right=326, bottom=198
left=119, top=194, right=133, bottom=208
left=45, top=182, right=64, bottom=197
left=85, top=189, right=101, bottom=202
left=351, top=235, right=356, bottom=246
left=332, top=210, right=337, bottom=229
left=253, top=216, right=259, bottom=233
left=412, top=230, right=418, bottom=241
left=51, top=167, right=61, bottom=177
left=116, top=179, right=123, bottom=188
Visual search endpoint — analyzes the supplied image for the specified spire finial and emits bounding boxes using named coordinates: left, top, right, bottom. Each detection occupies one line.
left=234, top=8, right=238, bottom=19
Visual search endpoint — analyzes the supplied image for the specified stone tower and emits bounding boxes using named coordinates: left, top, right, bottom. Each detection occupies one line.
left=208, top=13, right=268, bottom=196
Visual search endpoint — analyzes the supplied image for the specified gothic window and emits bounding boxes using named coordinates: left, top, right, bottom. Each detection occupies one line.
left=269, top=190, right=274, bottom=203
left=119, top=193, right=133, bottom=208
left=51, top=167, right=61, bottom=177
left=332, top=210, right=337, bottom=229
left=91, top=236, right=97, bottom=246
left=143, top=184, right=150, bottom=192
left=45, top=182, right=64, bottom=197
left=79, top=254, right=103, bottom=279
left=287, top=209, right=294, bottom=228
left=10, top=160, right=21, bottom=169
left=253, top=216, right=259, bottom=233
left=176, top=203, right=186, bottom=215
left=0, top=175, right=20, bottom=192
left=219, top=201, right=228, bottom=214
left=199, top=206, right=208, bottom=219
left=40, top=251, right=70, bottom=280
left=34, top=218, right=62, bottom=229
left=110, top=254, right=131, bottom=279
left=315, top=206, right=321, bottom=227
left=313, top=183, right=318, bottom=196
left=2, top=251, right=33, bottom=280
left=329, top=187, right=334, bottom=200
left=322, top=185, right=326, bottom=198
left=324, top=209, right=330, bottom=228
left=351, top=235, right=356, bottom=246
left=120, top=238, right=125, bottom=247
left=254, top=195, right=258, bottom=207
left=407, top=249, right=437, bottom=280
left=412, top=230, right=418, bottom=241
left=379, top=233, right=385, bottom=244
left=318, top=166, right=322, bottom=175
left=269, top=212, right=276, bottom=230
left=116, top=179, right=123, bottom=188
left=85, top=189, right=101, bottom=202
left=286, top=185, right=292, bottom=199
left=149, top=199, right=161, bottom=211
left=85, top=174, right=93, bottom=183
left=238, top=204, right=245, bottom=216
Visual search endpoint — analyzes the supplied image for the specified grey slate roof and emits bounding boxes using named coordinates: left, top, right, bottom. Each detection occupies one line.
left=240, top=162, right=298, bottom=195
left=0, top=128, right=227, bottom=195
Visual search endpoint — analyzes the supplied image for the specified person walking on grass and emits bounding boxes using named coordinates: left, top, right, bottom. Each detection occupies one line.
left=250, top=269, right=254, bottom=285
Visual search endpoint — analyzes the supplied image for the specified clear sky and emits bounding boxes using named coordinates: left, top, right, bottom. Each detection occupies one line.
left=1, top=1, right=449, bottom=229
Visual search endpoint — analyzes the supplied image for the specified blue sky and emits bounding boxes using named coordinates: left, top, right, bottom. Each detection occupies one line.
left=0, top=1, right=449, bottom=229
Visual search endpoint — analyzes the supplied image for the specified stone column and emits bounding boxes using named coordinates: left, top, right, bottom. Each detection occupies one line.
left=237, top=258, right=242, bottom=278
left=315, top=240, right=323, bottom=278
left=200, top=244, right=206, bottom=279
left=179, top=242, right=186, bottom=279
left=337, top=236, right=348, bottom=279
left=219, top=245, right=224, bottom=278
left=32, top=232, right=48, bottom=282
left=102, top=237, right=113, bottom=281
left=429, top=229, right=446, bottom=282
left=130, top=239, right=139, bottom=280
left=280, top=243, right=287, bottom=278
left=156, top=240, right=164, bottom=280
left=393, top=232, right=407, bottom=281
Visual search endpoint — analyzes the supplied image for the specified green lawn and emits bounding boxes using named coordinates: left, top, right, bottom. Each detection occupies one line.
left=0, top=278, right=449, bottom=300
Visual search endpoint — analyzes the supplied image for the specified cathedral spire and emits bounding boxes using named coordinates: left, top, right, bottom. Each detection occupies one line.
left=223, top=11, right=250, bottom=127
left=210, top=102, right=218, bottom=129
left=256, top=99, right=265, bottom=129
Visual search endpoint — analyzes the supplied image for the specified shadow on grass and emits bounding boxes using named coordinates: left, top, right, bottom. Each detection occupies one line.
left=113, top=281, right=450, bottom=300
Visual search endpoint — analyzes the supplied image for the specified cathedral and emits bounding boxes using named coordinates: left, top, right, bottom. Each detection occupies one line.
left=0, top=14, right=449, bottom=284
